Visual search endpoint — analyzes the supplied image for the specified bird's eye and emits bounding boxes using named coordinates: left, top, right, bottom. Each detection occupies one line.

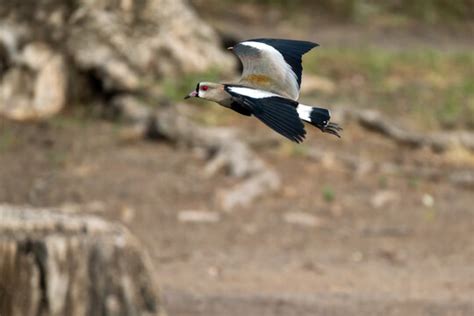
left=201, top=85, right=209, bottom=91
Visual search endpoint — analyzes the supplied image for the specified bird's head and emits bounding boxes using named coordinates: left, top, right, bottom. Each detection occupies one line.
left=184, top=82, right=223, bottom=101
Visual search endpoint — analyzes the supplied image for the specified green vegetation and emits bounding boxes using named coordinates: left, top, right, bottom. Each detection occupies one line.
left=378, top=175, right=388, bottom=189
left=0, top=126, right=15, bottom=152
left=48, top=107, right=94, bottom=129
left=304, top=48, right=474, bottom=130
left=46, top=149, right=69, bottom=167
left=408, top=176, right=421, bottom=189
left=322, top=185, right=335, bottom=202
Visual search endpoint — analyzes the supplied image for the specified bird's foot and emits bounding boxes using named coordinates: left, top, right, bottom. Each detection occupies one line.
left=322, top=122, right=343, bottom=138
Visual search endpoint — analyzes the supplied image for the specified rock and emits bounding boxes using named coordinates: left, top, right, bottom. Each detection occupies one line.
left=283, top=212, right=323, bottom=228
left=219, top=170, right=281, bottom=211
left=67, top=0, right=235, bottom=91
left=421, top=193, right=435, bottom=208
left=0, top=204, right=163, bottom=316
left=112, top=95, right=154, bottom=141
left=0, top=0, right=235, bottom=120
left=0, top=42, right=67, bottom=121
left=0, top=67, right=33, bottom=119
left=371, top=190, right=399, bottom=209
left=178, top=210, right=220, bottom=223
left=112, top=95, right=152, bottom=125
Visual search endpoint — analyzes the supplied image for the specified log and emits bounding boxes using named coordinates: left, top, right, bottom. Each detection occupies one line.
left=0, top=204, right=163, bottom=316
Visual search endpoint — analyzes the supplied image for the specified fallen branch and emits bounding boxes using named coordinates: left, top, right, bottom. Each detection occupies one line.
left=309, top=149, right=474, bottom=190
left=340, top=108, right=474, bottom=152
left=113, top=95, right=281, bottom=210
left=153, top=105, right=281, bottom=210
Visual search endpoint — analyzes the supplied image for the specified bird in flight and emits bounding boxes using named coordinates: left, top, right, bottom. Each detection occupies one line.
left=185, top=38, right=342, bottom=143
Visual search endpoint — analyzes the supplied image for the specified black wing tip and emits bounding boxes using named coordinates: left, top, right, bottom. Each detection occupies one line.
left=248, top=38, right=319, bottom=50
left=238, top=95, right=306, bottom=143
left=287, top=128, right=307, bottom=143
left=294, top=133, right=306, bottom=143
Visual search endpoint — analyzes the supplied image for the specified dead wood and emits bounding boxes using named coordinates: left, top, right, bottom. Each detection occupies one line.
left=0, top=204, right=163, bottom=316
left=309, top=149, right=474, bottom=189
left=340, top=108, right=474, bottom=152
left=151, top=105, right=281, bottom=210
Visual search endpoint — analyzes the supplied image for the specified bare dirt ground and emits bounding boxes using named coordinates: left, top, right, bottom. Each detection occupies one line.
left=1, top=112, right=473, bottom=315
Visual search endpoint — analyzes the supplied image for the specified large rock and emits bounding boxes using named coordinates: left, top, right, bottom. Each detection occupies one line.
left=0, top=0, right=234, bottom=120
left=0, top=204, right=163, bottom=316
left=0, top=42, right=67, bottom=121
left=67, top=0, right=234, bottom=90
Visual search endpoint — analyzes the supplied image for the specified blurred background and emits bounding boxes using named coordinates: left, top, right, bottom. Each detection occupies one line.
left=0, top=0, right=473, bottom=315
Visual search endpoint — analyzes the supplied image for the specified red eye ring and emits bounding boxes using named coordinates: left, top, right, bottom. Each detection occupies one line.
left=201, top=85, right=209, bottom=91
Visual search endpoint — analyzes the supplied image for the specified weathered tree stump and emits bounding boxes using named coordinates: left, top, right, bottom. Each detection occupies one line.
left=0, top=205, right=163, bottom=316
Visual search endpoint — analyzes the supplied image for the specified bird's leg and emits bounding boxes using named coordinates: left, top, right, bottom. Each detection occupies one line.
left=321, top=122, right=343, bottom=138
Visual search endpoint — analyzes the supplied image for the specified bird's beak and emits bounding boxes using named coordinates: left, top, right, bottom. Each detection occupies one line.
left=184, top=91, right=198, bottom=99
left=227, top=46, right=233, bottom=51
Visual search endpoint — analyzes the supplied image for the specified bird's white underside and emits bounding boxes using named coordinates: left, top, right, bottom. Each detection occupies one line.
left=240, top=41, right=300, bottom=99
left=227, top=86, right=279, bottom=99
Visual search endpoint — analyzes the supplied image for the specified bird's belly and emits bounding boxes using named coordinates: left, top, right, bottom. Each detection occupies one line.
left=217, top=98, right=233, bottom=108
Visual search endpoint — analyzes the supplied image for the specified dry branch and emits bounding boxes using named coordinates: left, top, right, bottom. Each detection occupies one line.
left=114, top=96, right=281, bottom=210
left=151, top=104, right=281, bottom=210
left=309, top=149, right=474, bottom=189
left=341, top=108, right=474, bottom=152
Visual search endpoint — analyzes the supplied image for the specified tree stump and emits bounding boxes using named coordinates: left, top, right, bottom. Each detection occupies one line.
left=0, top=205, right=163, bottom=316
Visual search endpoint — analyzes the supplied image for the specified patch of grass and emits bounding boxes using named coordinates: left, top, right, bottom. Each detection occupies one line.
left=378, top=175, right=388, bottom=189
left=408, top=176, right=420, bottom=190
left=305, top=48, right=474, bottom=130
left=322, top=185, right=335, bottom=202
left=48, top=107, right=95, bottom=129
left=0, top=127, right=15, bottom=152
left=46, top=149, right=68, bottom=168
left=280, top=142, right=310, bottom=157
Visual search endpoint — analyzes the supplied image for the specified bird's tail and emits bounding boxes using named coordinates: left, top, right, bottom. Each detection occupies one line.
left=296, top=104, right=342, bottom=138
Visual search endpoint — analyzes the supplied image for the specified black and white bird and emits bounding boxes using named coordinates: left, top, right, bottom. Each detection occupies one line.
left=185, top=38, right=342, bottom=142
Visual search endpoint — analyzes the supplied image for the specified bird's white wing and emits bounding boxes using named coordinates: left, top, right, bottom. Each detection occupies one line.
left=232, top=38, right=318, bottom=100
